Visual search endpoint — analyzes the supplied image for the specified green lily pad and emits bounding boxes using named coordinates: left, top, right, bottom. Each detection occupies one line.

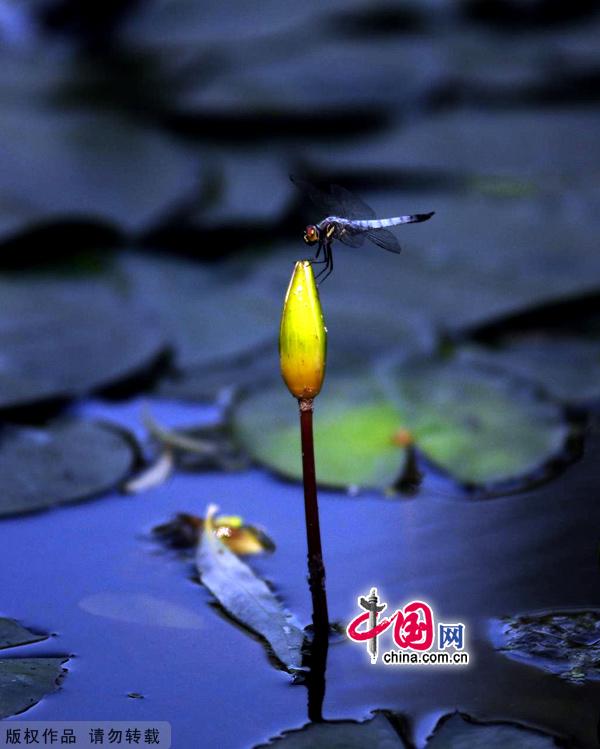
left=0, top=273, right=166, bottom=411
left=231, top=375, right=406, bottom=490
left=231, top=356, right=568, bottom=492
left=426, top=712, right=565, bottom=748
left=381, top=357, right=568, bottom=487
left=491, top=610, right=600, bottom=684
left=0, top=420, right=136, bottom=518
left=255, top=712, right=408, bottom=748
left=0, top=618, right=68, bottom=719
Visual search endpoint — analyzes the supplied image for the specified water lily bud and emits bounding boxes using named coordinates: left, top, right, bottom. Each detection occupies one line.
left=280, top=260, right=327, bottom=400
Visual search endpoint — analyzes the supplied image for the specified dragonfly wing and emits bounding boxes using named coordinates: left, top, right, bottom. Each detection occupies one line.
left=366, top=228, right=402, bottom=254
left=335, top=223, right=367, bottom=248
left=290, top=176, right=377, bottom=220
left=330, top=184, right=376, bottom=220
left=290, top=176, right=341, bottom=216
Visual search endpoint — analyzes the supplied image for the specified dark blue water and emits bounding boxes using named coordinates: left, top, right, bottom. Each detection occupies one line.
left=1, top=399, right=600, bottom=747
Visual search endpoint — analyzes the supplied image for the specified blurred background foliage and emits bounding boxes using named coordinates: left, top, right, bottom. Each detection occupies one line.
left=1, top=0, right=600, bottom=499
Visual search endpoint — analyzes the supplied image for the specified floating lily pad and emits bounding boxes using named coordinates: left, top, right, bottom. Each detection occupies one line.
left=196, top=506, right=304, bottom=671
left=0, top=618, right=68, bottom=719
left=231, top=375, right=406, bottom=490
left=0, top=659, right=68, bottom=720
left=0, top=619, right=47, bottom=651
left=491, top=610, right=600, bottom=684
left=232, top=357, right=569, bottom=492
left=121, top=0, right=370, bottom=50
left=178, top=37, right=445, bottom=118
left=309, top=109, right=600, bottom=185
left=156, top=302, right=434, bottom=402
left=380, top=357, right=569, bottom=487
left=0, top=274, right=166, bottom=411
left=255, top=712, right=407, bottom=748
left=462, top=336, right=600, bottom=406
left=0, top=108, right=200, bottom=238
left=120, top=253, right=275, bottom=370
left=426, top=712, right=566, bottom=748
left=0, top=420, right=136, bottom=518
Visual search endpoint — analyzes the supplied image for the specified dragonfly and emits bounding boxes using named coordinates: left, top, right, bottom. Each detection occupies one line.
left=291, top=176, right=434, bottom=282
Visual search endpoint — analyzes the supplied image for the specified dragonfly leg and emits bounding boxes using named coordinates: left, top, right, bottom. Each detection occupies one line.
left=316, top=241, right=334, bottom=283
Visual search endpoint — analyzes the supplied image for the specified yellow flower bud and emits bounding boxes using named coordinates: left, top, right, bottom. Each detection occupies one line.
left=279, top=260, right=327, bottom=400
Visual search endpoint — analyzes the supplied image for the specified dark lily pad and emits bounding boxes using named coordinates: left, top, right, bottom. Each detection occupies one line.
left=0, top=107, right=201, bottom=238
left=491, top=610, right=600, bottom=684
left=0, top=420, right=136, bottom=518
left=120, top=253, right=276, bottom=370
left=0, top=619, right=47, bottom=650
left=120, top=0, right=367, bottom=50
left=426, top=712, right=567, bottom=748
left=231, top=356, right=568, bottom=492
left=196, top=505, right=304, bottom=672
left=189, top=149, right=293, bottom=229
left=0, top=273, right=166, bottom=411
left=0, top=659, right=68, bottom=720
left=461, top=336, right=600, bottom=406
left=0, top=618, right=68, bottom=719
left=178, top=37, right=445, bottom=118
left=254, top=712, right=408, bottom=748
left=309, top=109, right=600, bottom=185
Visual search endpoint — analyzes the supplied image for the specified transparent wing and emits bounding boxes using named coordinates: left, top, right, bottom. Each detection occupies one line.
left=366, top=228, right=402, bottom=254
left=290, top=176, right=376, bottom=220
left=335, top=224, right=367, bottom=248
left=329, top=184, right=376, bottom=220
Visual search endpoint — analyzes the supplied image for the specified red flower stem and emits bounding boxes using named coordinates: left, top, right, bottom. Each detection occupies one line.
left=299, top=398, right=329, bottom=635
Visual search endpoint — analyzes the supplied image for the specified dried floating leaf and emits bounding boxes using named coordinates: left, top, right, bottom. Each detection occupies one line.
left=124, top=448, right=175, bottom=494
left=142, top=407, right=248, bottom=472
left=491, top=609, right=600, bottom=684
left=143, top=407, right=218, bottom=456
left=196, top=505, right=303, bottom=671
left=154, top=513, right=275, bottom=555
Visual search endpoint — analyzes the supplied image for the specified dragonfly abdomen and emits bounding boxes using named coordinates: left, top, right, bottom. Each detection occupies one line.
left=352, top=216, right=428, bottom=228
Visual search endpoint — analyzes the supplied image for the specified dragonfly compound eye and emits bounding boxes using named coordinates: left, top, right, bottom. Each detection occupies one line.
left=303, top=225, right=319, bottom=245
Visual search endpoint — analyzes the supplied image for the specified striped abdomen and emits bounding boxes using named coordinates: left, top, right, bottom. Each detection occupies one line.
left=348, top=213, right=434, bottom=229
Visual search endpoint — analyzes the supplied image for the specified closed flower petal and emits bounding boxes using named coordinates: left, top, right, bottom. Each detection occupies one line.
left=279, top=260, right=327, bottom=400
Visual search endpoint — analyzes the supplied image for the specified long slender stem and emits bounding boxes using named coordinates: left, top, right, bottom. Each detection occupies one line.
left=299, top=398, right=329, bottom=632
left=299, top=397, right=329, bottom=722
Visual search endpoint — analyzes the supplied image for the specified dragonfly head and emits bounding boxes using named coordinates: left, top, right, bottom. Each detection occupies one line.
left=303, top=225, right=319, bottom=245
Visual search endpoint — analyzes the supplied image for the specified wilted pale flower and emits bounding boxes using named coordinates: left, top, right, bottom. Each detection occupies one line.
left=279, top=260, right=327, bottom=400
